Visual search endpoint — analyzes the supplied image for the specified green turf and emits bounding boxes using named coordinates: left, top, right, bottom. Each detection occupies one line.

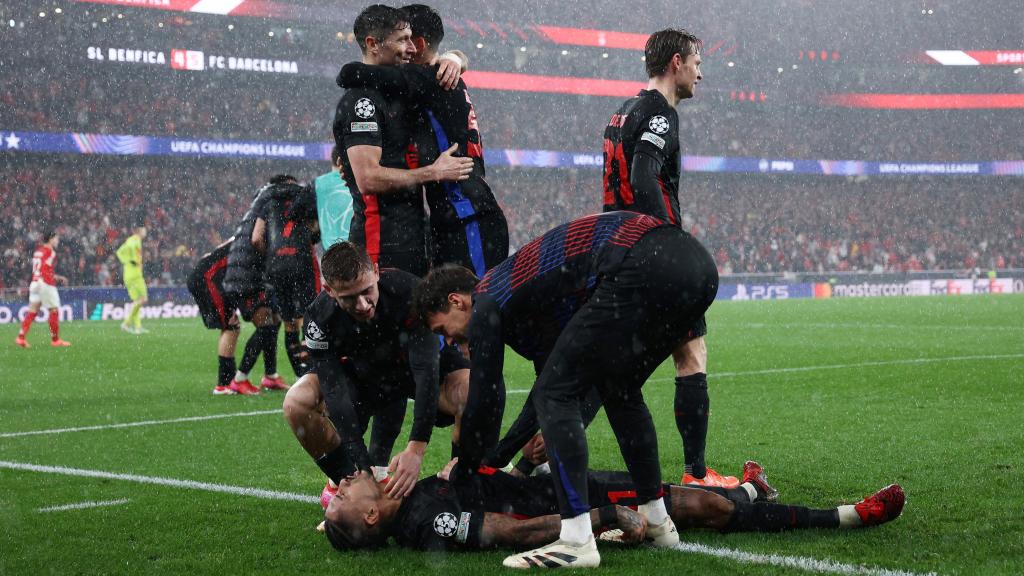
left=2, top=295, right=1023, bottom=575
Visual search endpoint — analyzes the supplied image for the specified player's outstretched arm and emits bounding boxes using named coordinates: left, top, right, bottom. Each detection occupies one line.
left=347, top=144, right=472, bottom=196
left=385, top=325, right=441, bottom=498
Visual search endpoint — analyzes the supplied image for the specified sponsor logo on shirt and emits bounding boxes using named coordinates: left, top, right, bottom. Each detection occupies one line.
left=641, top=132, right=666, bottom=149
left=350, top=121, right=379, bottom=133
left=456, top=512, right=472, bottom=543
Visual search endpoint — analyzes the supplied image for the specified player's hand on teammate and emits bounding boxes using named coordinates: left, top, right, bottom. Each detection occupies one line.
left=432, top=144, right=473, bottom=182
left=522, top=433, right=548, bottom=465
left=615, top=506, right=648, bottom=544
left=437, top=457, right=458, bottom=481
left=431, top=50, right=466, bottom=90
left=385, top=441, right=427, bottom=498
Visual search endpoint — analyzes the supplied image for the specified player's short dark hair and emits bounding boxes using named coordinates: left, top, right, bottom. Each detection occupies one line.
left=412, top=264, right=479, bottom=320
left=321, top=242, right=374, bottom=284
left=644, top=28, right=702, bottom=77
left=268, top=174, right=298, bottom=186
left=44, top=230, right=58, bottom=242
left=330, top=145, right=342, bottom=167
left=402, top=4, right=443, bottom=50
left=323, top=518, right=386, bottom=552
left=353, top=4, right=410, bottom=53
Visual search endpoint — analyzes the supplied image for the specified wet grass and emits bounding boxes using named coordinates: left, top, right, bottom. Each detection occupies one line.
left=2, top=294, right=1022, bottom=575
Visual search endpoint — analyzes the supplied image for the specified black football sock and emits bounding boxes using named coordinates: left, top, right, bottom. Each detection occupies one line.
left=315, top=446, right=354, bottom=484
left=217, top=355, right=236, bottom=388
left=676, top=373, right=709, bottom=478
left=238, top=329, right=262, bottom=375
left=258, top=325, right=279, bottom=375
left=724, top=501, right=840, bottom=532
left=284, top=329, right=308, bottom=376
left=685, top=484, right=754, bottom=503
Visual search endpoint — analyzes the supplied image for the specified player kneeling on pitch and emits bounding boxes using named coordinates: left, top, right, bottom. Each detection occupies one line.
left=282, top=242, right=469, bottom=507
left=320, top=461, right=904, bottom=556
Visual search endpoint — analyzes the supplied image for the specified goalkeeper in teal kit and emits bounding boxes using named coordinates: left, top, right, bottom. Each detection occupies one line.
left=314, top=146, right=354, bottom=251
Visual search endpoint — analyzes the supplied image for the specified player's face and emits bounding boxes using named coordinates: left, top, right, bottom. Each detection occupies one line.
left=325, top=267, right=380, bottom=323
left=675, top=52, right=702, bottom=99
left=325, top=472, right=383, bottom=540
left=49, top=235, right=60, bottom=249
left=378, top=24, right=416, bottom=65
left=136, top=227, right=148, bottom=239
left=425, top=301, right=471, bottom=345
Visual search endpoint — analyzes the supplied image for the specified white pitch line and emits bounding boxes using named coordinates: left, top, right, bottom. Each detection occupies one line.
left=38, top=498, right=131, bottom=513
left=0, top=409, right=282, bottom=439
left=651, top=353, right=1024, bottom=382
left=675, top=541, right=937, bottom=576
left=0, top=461, right=319, bottom=504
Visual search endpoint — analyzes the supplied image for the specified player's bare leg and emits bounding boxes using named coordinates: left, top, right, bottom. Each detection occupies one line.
left=212, top=321, right=240, bottom=395
left=282, top=373, right=344, bottom=511
left=437, top=368, right=469, bottom=444
left=283, top=373, right=339, bottom=459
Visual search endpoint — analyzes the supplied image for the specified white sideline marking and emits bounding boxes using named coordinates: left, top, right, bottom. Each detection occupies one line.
left=37, top=498, right=131, bottom=512
left=652, top=353, right=1024, bottom=382
left=675, top=541, right=937, bottom=576
left=0, top=409, right=282, bottom=439
left=0, top=461, right=319, bottom=504
left=4, top=460, right=933, bottom=575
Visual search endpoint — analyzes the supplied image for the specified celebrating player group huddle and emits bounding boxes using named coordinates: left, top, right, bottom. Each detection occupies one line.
left=16, top=2, right=904, bottom=570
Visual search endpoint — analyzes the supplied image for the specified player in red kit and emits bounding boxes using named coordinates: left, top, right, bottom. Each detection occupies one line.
left=15, top=231, right=71, bottom=348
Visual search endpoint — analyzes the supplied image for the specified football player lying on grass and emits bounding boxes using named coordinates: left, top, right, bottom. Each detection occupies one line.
left=319, top=460, right=904, bottom=555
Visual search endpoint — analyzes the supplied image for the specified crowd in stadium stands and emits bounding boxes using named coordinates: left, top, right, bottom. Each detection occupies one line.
left=6, top=157, right=1020, bottom=292
left=492, top=170, right=1024, bottom=275
left=0, top=160, right=263, bottom=291
left=4, top=69, right=1018, bottom=164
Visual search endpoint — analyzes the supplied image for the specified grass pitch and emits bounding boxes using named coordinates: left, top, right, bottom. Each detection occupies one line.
left=2, top=295, right=1022, bottom=575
